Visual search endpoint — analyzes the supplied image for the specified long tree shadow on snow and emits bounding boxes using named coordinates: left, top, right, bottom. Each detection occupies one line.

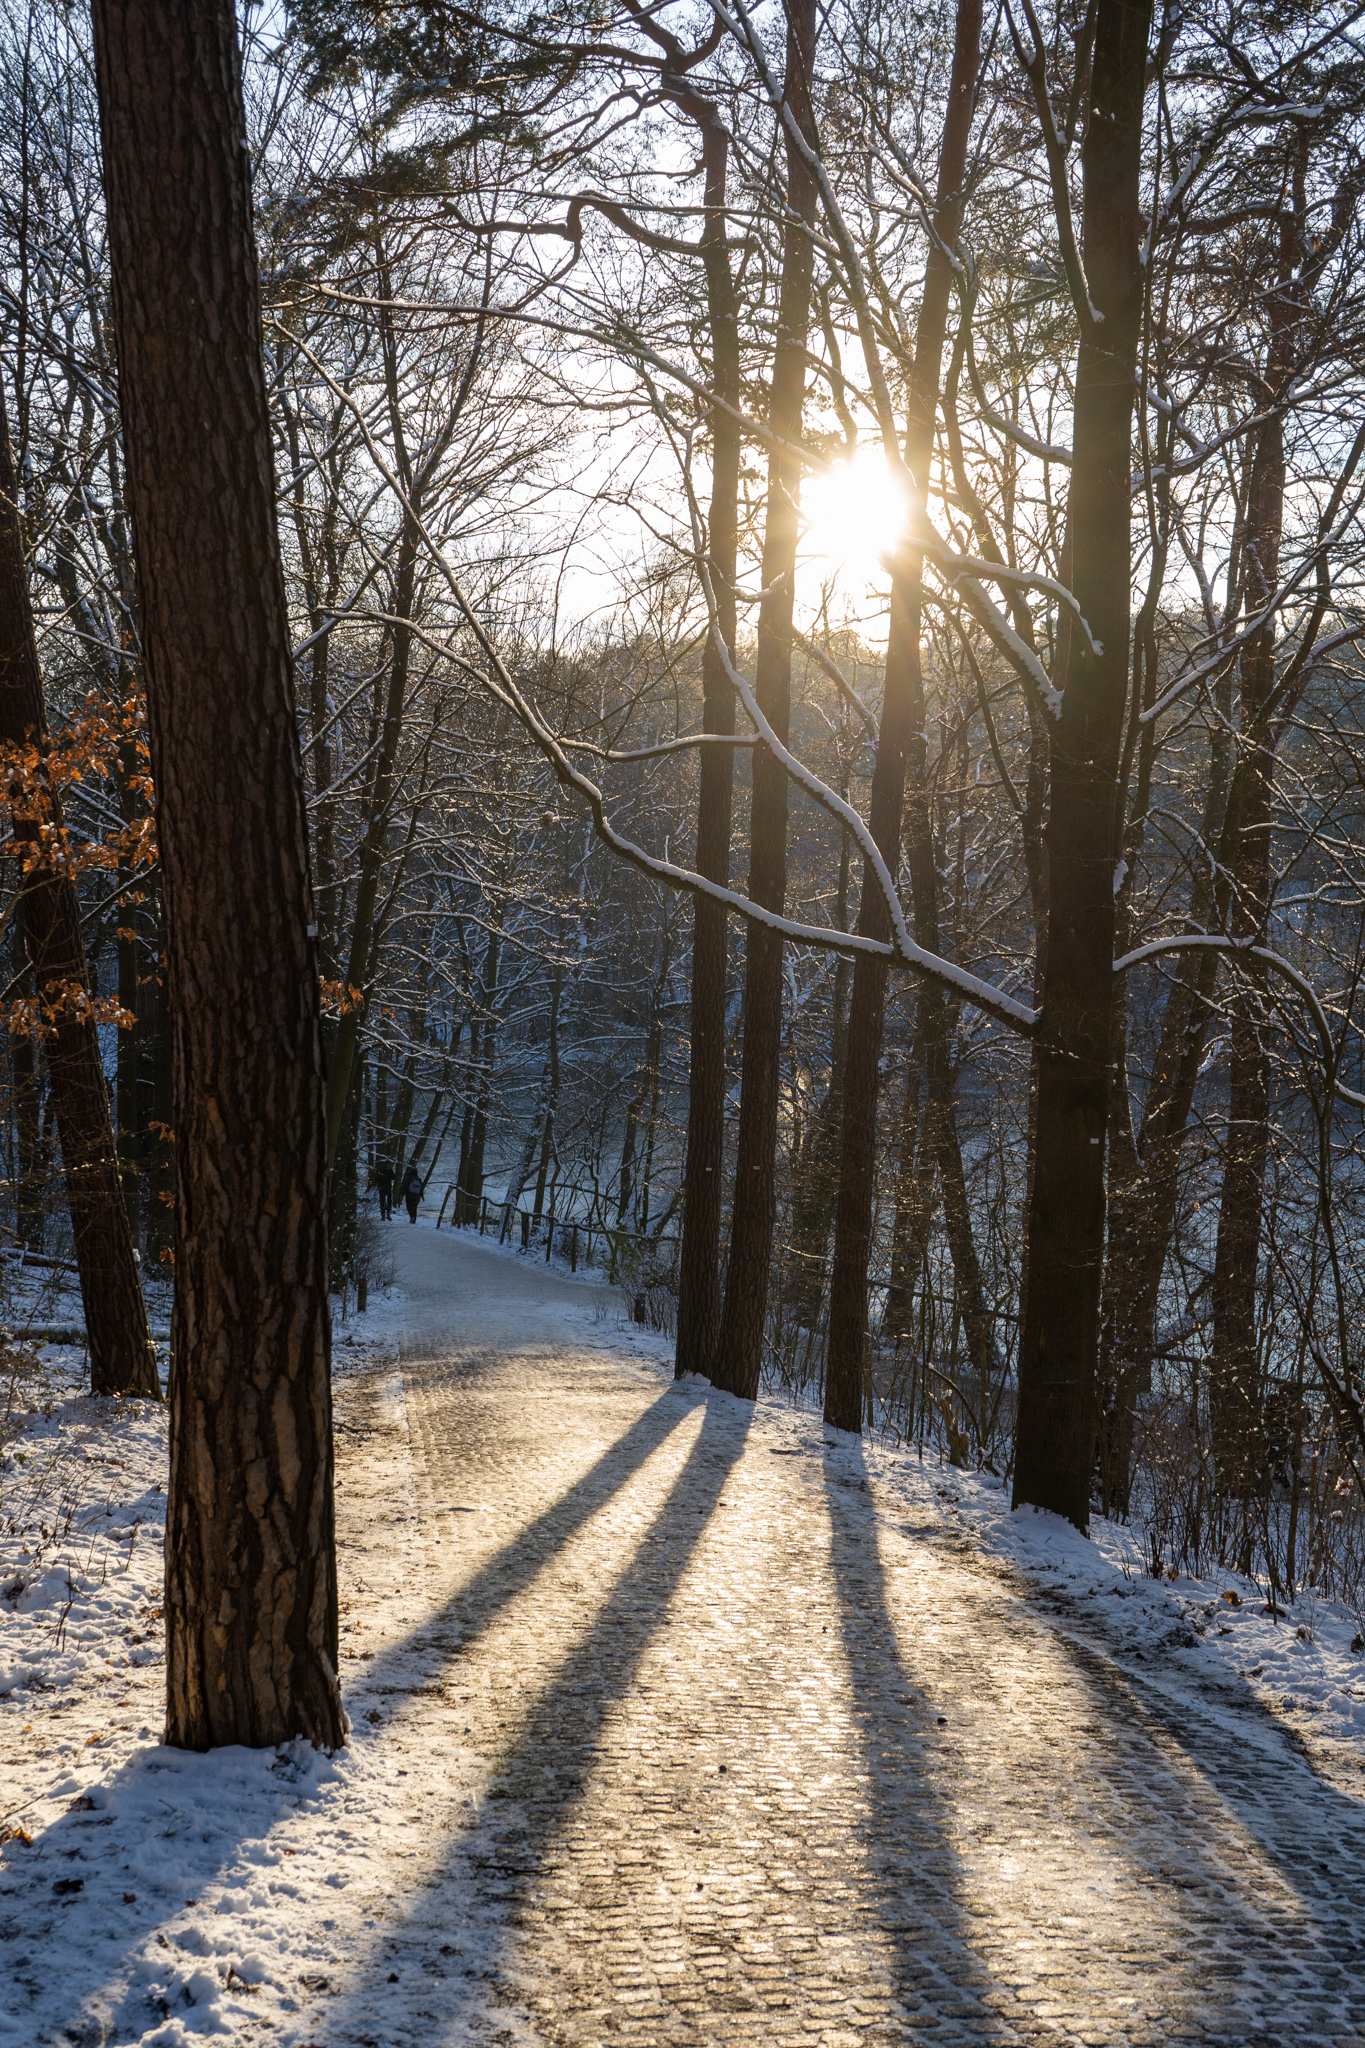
left=320, top=1383, right=755, bottom=2041
left=1035, top=1570, right=1365, bottom=2015
left=345, top=1353, right=703, bottom=1686
left=24, top=1365, right=702, bottom=2048
left=824, top=1437, right=1365, bottom=2044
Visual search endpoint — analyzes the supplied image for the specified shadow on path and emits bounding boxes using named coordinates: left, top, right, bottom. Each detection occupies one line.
left=321, top=1387, right=755, bottom=2041
left=822, top=1441, right=1013, bottom=2041
left=825, top=1437, right=1365, bottom=2044
left=348, top=1358, right=701, bottom=1691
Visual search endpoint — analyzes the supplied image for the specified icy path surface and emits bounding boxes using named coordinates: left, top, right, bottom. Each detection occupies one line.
left=5, top=1219, right=1365, bottom=2046
left=343, top=1226, right=1365, bottom=2047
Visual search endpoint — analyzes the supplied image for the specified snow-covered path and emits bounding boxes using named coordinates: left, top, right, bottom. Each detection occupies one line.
left=341, top=1225, right=1365, bottom=2046
left=6, top=1221, right=1365, bottom=2045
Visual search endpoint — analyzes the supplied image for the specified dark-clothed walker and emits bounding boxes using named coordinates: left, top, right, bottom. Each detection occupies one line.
left=373, top=1158, right=395, bottom=1221
left=403, top=1166, right=422, bottom=1224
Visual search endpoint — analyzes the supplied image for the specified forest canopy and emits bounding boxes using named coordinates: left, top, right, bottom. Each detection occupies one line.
left=2, top=0, right=1365, bottom=1606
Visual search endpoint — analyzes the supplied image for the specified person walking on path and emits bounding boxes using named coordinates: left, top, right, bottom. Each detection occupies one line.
left=402, top=1164, right=423, bottom=1224
left=373, top=1158, right=395, bottom=1221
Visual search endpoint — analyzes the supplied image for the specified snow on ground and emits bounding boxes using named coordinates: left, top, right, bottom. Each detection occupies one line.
left=742, top=1383, right=1365, bottom=1781
left=2, top=1209, right=1364, bottom=2045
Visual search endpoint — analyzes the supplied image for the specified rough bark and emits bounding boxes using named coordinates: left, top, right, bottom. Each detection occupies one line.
left=710, top=0, right=819, bottom=1400
left=825, top=0, right=982, bottom=1430
left=676, top=112, right=742, bottom=1380
left=91, top=0, right=344, bottom=1748
left=0, top=393, right=156, bottom=1398
left=1012, top=0, right=1151, bottom=1530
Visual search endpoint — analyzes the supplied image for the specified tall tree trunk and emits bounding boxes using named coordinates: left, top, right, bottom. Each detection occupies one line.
left=10, top=931, right=42, bottom=1254
left=502, top=1060, right=554, bottom=1241
left=527, top=974, right=560, bottom=1212
left=711, top=0, right=819, bottom=1400
left=785, top=765, right=853, bottom=1326
left=92, top=0, right=343, bottom=1748
left=329, top=1062, right=362, bottom=1295
left=463, top=923, right=501, bottom=1219
left=455, top=1089, right=476, bottom=1223
left=0, top=393, right=156, bottom=1398
left=676, top=111, right=742, bottom=1379
left=323, top=507, right=418, bottom=1167
left=1098, top=645, right=1229, bottom=1513
left=143, top=906, right=175, bottom=1267
left=116, top=848, right=142, bottom=1247
left=1210, top=437, right=1284, bottom=1494
left=1012, top=0, right=1151, bottom=1530
left=533, top=966, right=563, bottom=1220
left=882, top=1031, right=929, bottom=1343
left=633, top=964, right=668, bottom=1237
left=825, top=0, right=982, bottom=1429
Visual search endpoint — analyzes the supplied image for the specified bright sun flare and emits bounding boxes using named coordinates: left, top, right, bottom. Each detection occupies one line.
left=799, top=444, right=911, bottom=605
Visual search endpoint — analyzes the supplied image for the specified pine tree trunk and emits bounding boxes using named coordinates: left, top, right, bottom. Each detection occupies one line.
left=1012, top=0, right=1151, bottom=1530
left=711, top=0, right=819, bottom=1400
left=0, top=393, right=157, bottom=1399
left=676, top=114, right=741, bottom=1380
left=91, top=0, right=344, bottom=1749
left=825, top=0, right=981, bottom=1429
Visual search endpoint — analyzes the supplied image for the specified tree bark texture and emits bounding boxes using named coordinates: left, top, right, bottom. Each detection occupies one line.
left=676, top=113, right=741, bottom=1381
left=0, top=395, right=157, bottom=1399
left=825, top=0, right=982, bottom=1430
left=1012, top=0, right=1151, bottom=1530
left=91, top=0, right=344, bottom=1749
left=710, top=0, right=819, bottom=1400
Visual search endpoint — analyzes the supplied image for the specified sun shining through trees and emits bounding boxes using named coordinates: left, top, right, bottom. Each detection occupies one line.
left=798, top=445, right=911, bottom=626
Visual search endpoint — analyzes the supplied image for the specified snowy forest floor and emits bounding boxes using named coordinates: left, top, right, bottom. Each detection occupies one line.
left=4, top=1222, right=1365, bottom=2047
